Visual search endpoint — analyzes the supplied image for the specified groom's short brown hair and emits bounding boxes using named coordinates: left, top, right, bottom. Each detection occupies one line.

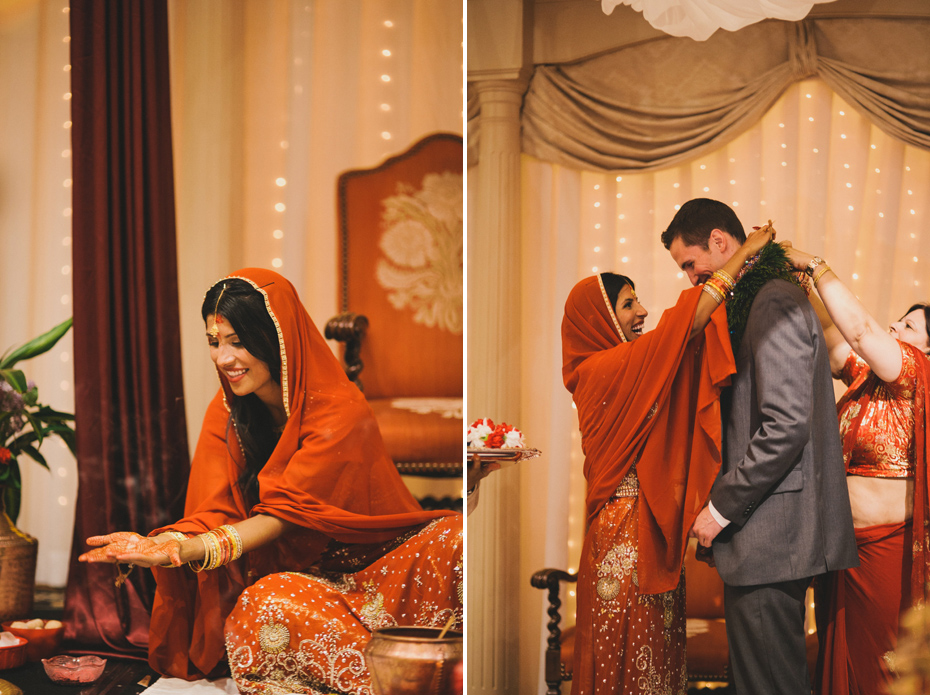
left=661, top=198, right=746, bottom=250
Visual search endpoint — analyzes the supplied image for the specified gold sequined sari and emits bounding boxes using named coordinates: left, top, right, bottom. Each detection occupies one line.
left=225, top=516, right=462, bottom=695
left=572, top=475, right=687, bottom=695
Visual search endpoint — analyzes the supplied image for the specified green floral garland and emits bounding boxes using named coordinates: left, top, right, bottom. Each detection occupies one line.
left=726, top=242, right=807, bottom=349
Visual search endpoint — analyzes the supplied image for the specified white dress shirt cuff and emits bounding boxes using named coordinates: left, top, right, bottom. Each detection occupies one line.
left=708, top=500, right=731, bottom=528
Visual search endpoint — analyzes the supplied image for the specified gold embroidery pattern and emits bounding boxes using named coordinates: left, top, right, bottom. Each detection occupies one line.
left=454, top=556, right=464, bottom=605
left=228, top=618, right=373, bottom=695
left=359, top=582, right=393, bottom=631
left=596, top=542, right=637, bottom=602
left=226, top=517, right=462, bottom=695
left=259, top=623, right=290, bottom=654
left=635, top=645, right=673, bottom=695
left=636, top=584, right=680, bottom=644
left=838, top=344, right=922, bottom=477
left=596, top=577, right=622, bottom=601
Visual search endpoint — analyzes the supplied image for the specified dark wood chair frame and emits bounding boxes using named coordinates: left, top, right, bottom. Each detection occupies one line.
left=530, top=568, right=579, bottom=695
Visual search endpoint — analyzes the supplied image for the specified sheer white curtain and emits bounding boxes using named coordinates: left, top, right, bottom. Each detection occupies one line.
left=515, top=76, right=930, bottom=687
left=0, top=0, right=462, bottom=587
left=0, top=0, right=76, bottom=588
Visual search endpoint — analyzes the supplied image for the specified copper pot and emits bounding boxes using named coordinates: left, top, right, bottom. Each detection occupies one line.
left=365, top=626, right=463, bottom=695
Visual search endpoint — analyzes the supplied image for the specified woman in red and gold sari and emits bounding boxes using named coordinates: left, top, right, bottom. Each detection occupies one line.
left=561, top=226, right=771, bottom=694
left=782, top=246, right=930, bottom=695
left=79, top=268, right=462, bottom=694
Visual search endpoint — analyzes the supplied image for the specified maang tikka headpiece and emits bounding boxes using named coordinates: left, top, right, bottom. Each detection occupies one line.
left=208, top=283, right=227, bottom=338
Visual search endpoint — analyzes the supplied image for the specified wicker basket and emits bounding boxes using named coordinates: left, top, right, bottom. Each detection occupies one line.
left=0, top=507, right=37, bottom=624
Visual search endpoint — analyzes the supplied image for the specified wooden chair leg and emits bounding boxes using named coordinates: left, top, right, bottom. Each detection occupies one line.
left=531, top=568, right=578, bottom=694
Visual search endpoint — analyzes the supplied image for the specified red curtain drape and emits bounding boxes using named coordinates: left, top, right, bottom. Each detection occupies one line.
left=64, top=0, right=189, bottom=656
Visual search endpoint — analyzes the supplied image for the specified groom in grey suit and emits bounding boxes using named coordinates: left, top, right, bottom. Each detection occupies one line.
left=661, top=198, right=858, bottom=695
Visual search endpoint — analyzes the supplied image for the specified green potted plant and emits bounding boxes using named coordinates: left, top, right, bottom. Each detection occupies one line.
left=0, top=318, right=76, bottom=524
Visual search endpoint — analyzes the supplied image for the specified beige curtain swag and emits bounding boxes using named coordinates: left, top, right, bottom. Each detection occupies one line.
left=471, top=18, right=930, bottom=172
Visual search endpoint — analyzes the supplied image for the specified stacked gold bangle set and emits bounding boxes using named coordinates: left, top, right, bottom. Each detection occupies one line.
left=165, top=526, right=243, bottom=572
left=702, top=268, right=736, bottom=305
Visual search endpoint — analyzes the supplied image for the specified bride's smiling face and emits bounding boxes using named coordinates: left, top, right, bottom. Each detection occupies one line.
left=206, top=315, right=279, bottom=406
left=614, top=285, right=648, bottom=341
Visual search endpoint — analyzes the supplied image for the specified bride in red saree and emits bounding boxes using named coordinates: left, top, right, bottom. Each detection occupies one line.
left=561, top=226, right=771, bottom=694
left=80, top=268, right=462, bottom=693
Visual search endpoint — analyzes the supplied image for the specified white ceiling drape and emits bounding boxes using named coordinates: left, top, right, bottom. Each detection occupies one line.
left=602, top=0, right=837, bottom=40
left=1, top=0, right=462, bottom=587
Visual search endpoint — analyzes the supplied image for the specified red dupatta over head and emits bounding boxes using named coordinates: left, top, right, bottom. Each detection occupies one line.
left=149, top=268, right=452, bottom=679
left=561, top=276, right=735, bottom=593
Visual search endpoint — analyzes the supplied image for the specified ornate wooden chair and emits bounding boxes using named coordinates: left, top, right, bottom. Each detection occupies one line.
left=325, top=133, right=463, bottom=509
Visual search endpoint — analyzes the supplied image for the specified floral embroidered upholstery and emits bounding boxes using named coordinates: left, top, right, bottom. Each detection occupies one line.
left=326, top=134, right=463, bottom=497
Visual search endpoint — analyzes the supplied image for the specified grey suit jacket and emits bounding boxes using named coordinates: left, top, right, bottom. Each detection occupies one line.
left=711, top=279, right=858, bottom=586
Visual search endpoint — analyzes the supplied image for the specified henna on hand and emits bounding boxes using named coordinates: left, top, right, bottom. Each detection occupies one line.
left=116, top=538, right=184, bottom=568
left=79, top=532, right=146, bottom=563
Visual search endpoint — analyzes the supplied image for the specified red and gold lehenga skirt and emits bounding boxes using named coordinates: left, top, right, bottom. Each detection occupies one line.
left=816, top=521, right=911, bottom=695
left=571, top=477, right=687, bottom=695
left=225, top=516, right=463, bottom=695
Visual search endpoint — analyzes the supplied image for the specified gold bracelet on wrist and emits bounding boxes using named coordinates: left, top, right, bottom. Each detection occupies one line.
left=189, top=533, right=216, bottom=573
left=219, top=525, right=243, bottom=562
left=812, top=264, right=832, bottom=286
left=706, top=275, right=731, bottom=302
left=711, top=269, right=735, bottom=293
left=702, top=283, right=724, bottom=305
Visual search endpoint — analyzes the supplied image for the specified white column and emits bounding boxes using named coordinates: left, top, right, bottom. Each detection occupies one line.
left=467, top=76, right=528, bottom=695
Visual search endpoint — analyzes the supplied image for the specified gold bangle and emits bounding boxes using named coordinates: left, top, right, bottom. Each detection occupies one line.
left=189, top=532, right=219, bottom=572
left=812, top=264, right=832, bottom=286
left=188, top=535, right=209, bottom=573
left=219, top=525, right=243, bottom=562
left=706, top=275, right=730, bottom=300
left=165, top=531, right=187, bottom=543
left=702, top=283, right=724, bottom=304
left=206, top=531, right=223, bottom=570
left=711, top=269, right=735, bottom=292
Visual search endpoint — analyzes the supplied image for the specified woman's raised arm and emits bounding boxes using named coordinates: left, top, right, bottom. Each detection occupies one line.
left=687, top=223, right=775, bottom=341
left=781, top=244, right=902, bottom=383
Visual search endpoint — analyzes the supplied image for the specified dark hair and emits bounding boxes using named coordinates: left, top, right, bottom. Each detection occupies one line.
left=600, top=273, right=635, bottom=313
left=202, top=279, right=282, bottom=508
left=660, top=198, right=746, bottom=250
left=902, top=303, right=930, bottom=347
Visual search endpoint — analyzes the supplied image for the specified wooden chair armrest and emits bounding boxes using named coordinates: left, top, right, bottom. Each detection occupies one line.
left=530, top=569, right=578, bottom=693
left=324, top=313, right=369, bottom=389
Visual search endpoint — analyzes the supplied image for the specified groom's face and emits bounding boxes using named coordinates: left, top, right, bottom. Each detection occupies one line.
left=667, top=229, right=735, bottom=286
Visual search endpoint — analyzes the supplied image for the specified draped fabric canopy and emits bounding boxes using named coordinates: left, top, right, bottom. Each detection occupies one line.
left=469, top=17, right=930, bottom=171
